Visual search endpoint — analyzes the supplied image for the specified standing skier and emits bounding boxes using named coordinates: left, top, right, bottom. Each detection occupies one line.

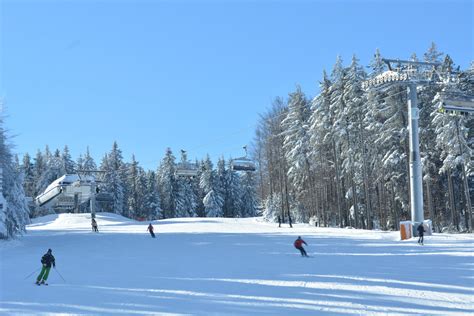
left=147, top=223, right=155, bottom=238
left=91, top=218, right=99, bottom=232
left=278, top=216, right=281, bottom=228
left=294, top=236, right=308, bottom=257
left=36, top=249, right=56, bottom=285
left=417, top=223, right=425, bottom=245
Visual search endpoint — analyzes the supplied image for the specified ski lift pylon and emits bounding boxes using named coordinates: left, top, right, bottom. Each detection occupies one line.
left=231, top=145, right=256, bottom=172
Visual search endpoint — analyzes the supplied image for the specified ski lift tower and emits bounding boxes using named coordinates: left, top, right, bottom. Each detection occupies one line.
left=76, top=170, right=106, bottom=219
left=362, top=58, right=446, bottom=233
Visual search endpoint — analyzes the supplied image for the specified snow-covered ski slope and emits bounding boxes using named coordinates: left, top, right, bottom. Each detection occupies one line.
left=1, top=213, right=473, bottom=315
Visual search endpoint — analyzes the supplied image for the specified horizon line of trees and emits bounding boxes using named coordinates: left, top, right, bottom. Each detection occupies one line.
left=19, top=142, right=258, bottom=222
left=253, top=43, right=473, bottom=233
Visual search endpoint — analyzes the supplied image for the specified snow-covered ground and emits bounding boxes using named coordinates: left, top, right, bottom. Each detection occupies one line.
left=1, top=213, right=473, bottom=315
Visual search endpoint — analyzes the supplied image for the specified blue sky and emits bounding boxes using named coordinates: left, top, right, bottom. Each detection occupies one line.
left=1, top=0, right=472, bottom=169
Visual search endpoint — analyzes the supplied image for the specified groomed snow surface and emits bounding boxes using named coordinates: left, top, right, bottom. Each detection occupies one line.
left=1, top=213, right=473, bottom=316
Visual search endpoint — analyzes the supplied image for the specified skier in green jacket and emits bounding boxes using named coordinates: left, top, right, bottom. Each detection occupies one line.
left=36, top=249, right=56, bottom=285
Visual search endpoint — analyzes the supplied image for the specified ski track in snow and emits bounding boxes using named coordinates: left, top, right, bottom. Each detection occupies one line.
left=1, top=213, right=473, bottom=315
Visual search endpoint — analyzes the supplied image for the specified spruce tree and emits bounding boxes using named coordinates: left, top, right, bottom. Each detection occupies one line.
left=157, top=148, right=177, bottom=218
left=0, top=117, right=30, bottom=239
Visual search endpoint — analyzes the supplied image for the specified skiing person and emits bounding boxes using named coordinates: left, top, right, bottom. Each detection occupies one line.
left=36, top=249, right=56, bottom=285
left=417, top=223, right=425, bottom=245
left=278, top=216, right=281, bottom=228
left=294, top=236, right=308, bottom=257
left=91, top=218, right=99, bottom=232
left=147, top=223, right=155, bottom=238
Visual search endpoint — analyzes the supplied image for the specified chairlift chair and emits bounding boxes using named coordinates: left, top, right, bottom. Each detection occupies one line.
left=438, top=92, right=474, bottom=115
left=176, top=162, right=199, bottom=177
left=176, top=150, right=199, bottom=177
left=231, top=159, right=256, bottom=172
left=231, top=145, right=256, bottom=172
left=176, top=163, right=199, bottom=177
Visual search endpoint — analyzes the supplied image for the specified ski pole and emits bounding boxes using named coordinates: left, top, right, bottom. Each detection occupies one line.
left=54, top=267, right=66, bottom=282
left=24, top=267, right=41, bottom=280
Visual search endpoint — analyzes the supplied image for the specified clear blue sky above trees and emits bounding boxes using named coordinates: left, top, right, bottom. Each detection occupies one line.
left=1, top=0, right=472, bottom=168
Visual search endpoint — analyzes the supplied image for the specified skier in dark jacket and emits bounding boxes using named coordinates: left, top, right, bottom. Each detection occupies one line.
left=36, top=249, right=56, bottom=285
left=294, top=236, right=308, bottom=257
left=91, top=218, right=99, bottom=232
left=417, top=223, right=425, bottom=245
left=147, top=223, right=155, bottom=238
left=278, top=216, right=281, bottom=228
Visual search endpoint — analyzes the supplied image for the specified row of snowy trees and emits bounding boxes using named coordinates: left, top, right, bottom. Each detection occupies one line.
left=20, top=142, right=257, bottom=220
left=255, top=43, right=473, bottom=232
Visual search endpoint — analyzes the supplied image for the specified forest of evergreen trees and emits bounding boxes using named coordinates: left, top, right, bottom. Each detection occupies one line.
left=18, top=142, right=258, bottom=223
left=254, top=43, right=473, bottom=233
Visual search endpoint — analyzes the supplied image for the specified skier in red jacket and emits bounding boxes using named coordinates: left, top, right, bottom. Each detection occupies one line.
left=294, top=236, right=308, bottom=257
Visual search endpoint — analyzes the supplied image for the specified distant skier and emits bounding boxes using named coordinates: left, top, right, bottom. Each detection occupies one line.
left=278, top=216, right=281, bottom=228
left=147, top=223, right=155, bottom=238
left=417, top=223, right=425, bottom=245
left=36, top=249, right=55, bottom=285
left=91, top=218, right=99, bottom=232
left=294, top=236, right=308, bottom=257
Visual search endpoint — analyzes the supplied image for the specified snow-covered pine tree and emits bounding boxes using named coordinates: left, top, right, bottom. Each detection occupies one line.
left=418, top=43, right=445, bottom=230
left=21, top=152, right=36, bottom=198
left=431, top=56, right=473, bottom=231
left=281, top=86, right=313, bottom=222
left=262, top=194, right=281, bottom=222
left=61, top=145, right=75, bottom=174
left=329, top=56, right=351, bottom=226
left=143, top=170, right=161, bottom=220
left=309, top=70, right=335, bottom=226
left=175, top=151, right=197, bottom=217
left=100, top=142, right=126, bottom=216
left=82, top=147, right=97, bottom=174
left=363, top=49, right=391, bottom=229
left=0, top=117, right=30, bottom=239
left=240, top=171, right=257, bottom=217
left=340, top=55, right=370, bottom=228
left=36, top=148, right=64, bottom=197
left=193, top=159, right=206, bottom=217
left=157, top=148, right=177, bottom=219
left=200, top=155, right=223, bottom=217
left=76, top=154, right=84, bottom=172
left=222, top=159, right=242, bottom=217
left=127, top=155, right=144, bottom=219
left=32, top=150, right=47, bottom=198
left=367, top=68, right=409, bottom=230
